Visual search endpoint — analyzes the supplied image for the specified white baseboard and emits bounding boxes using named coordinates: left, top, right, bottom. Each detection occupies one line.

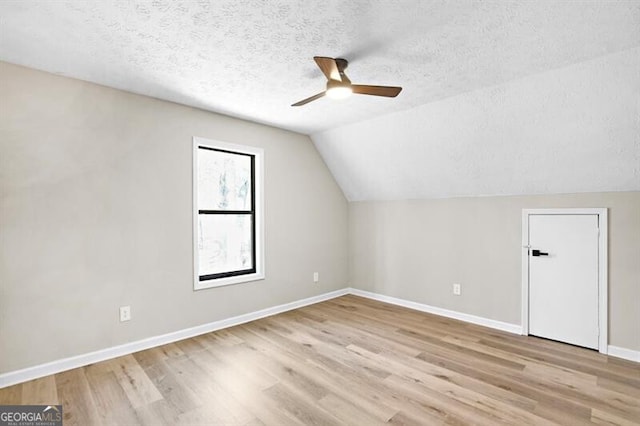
left=349, top=289, right=639, bottom=363
left=608, top=345, right=640, bottom=363
left=2, top=287, right=636, bottom=388
left=0, top=288, right=349, bottom=389
left=348, top=288, right=523, bottom=335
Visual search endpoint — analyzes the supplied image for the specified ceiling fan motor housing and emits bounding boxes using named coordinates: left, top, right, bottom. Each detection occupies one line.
left=334, top=58, right=349, bottom=72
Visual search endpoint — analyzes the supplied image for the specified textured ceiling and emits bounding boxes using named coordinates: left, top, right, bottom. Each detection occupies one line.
left=314, top=48, right=640, bottom=201
left=1, top=1, right=639, bottom=135
left=1, top=1, right=639, bottom=201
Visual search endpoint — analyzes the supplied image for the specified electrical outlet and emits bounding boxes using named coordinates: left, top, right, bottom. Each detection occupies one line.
left=119, top=306, right=131, bottom=322
left=453, top=283, right=461, bottom=296
left=313, top=272, right=319, bottom=283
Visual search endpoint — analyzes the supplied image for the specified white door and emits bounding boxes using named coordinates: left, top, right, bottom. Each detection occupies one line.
left=528, top=214, right=599, bottom=349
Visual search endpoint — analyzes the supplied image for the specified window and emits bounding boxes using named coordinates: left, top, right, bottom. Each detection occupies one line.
left=193, top=137, right=264, bottom=289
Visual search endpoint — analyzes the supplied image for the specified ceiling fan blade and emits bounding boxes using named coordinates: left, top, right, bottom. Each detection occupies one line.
left=314, top=57, right=341, bottom=81
left=352, top=85, right=402, bottom=97
left=291, top=92, right=326, bottom=107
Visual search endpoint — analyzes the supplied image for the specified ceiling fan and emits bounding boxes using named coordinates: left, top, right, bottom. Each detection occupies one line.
left=291, top=57, right=402, bottom=107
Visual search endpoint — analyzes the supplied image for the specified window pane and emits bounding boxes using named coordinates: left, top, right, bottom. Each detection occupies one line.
left=198, top=214, right=253, bottom=276
left=198, top=148, right=252, bottom=211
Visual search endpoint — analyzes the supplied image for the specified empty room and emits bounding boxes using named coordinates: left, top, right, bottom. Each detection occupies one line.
left=1, top=1, right=639, bottom=425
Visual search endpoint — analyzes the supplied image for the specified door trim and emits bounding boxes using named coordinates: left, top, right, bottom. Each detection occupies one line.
left=521, top=208, right=608, bottom=354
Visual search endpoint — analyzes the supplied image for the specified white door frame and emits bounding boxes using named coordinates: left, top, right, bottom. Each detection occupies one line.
left=521, top=208, right=608, bottom=354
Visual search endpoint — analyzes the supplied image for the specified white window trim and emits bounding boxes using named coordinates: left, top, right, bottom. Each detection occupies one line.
left=193, top=137, right=265, bottom=290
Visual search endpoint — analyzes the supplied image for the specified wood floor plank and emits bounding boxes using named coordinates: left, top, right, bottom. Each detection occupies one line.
left=416, top=347, right=597, bottom=424
left=21, top=376, right=58, bottom=405
left=598, top=376, right=640, bottom=398
left=165, top=354, right=254, bottom=425
left=591, top=408, right=640, bottom=426
left=84, top=366, right=141, bottom=425
left=186, top=340, right=306, bottom=425
left=317, top=392, right=388, bottom=426
left=194, top=334, right=280, bottom=390
left=133, top=399, right=178, bottom=426
left=263, top=382, right=341, bottom=426
left=346, top=343, right=537, bottom=413
left=480, top=338, right=640, bottom=386
left=232, top=322, right=400, bottom=422
left=4, top=295, right=638, bottom=425
left=132, top=348, right=202, bottom=418
left=0, top=382, right=22, bottom=404
left=106, top=354, right=163, bottom=409
left=55, top=368, right=101, bottom=426
left=252, top=317, right=520, bottom=425
left=302, top=305, right=425, bottom=357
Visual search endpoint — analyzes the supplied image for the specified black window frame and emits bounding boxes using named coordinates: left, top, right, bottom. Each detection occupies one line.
left=197, top=146, right=257, bottom=282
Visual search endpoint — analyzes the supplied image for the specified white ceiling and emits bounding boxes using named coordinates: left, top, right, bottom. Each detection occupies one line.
left=1, top=1, right=639, bottom=201
left=1, top=1, right=638, bottom=135
left=314, top=47, right=640, bottom=200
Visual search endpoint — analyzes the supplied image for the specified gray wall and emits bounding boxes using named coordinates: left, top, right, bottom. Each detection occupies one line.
left=0, top=62, right=348, bottom=373
left=350, top=192, right=640, bottom=351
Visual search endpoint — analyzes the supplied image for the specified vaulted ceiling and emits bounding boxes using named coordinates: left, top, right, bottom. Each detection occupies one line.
left=1, top=1, right=639, bottom=200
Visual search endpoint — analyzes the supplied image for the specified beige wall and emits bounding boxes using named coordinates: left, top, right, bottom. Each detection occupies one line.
left=1, top=61, right=638, bottom=376
left=350, top=192, right=640, bottom=351
left=0, top=62, right=348, bottom=373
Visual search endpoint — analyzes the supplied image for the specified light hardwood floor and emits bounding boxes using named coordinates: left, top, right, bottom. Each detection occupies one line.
left=1, top=295, right=639, bottom=425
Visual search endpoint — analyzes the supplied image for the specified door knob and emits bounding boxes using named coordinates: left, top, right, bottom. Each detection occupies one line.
left=531, top=249, right=549, bottom=256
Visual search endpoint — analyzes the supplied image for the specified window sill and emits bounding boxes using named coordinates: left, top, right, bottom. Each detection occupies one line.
left=194, top=272, right=265, bottom=290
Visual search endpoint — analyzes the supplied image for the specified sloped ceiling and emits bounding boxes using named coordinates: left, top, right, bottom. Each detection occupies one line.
left=1, top=1, right=639, bottom=200
left=314, top=48, right=640, bottom=201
